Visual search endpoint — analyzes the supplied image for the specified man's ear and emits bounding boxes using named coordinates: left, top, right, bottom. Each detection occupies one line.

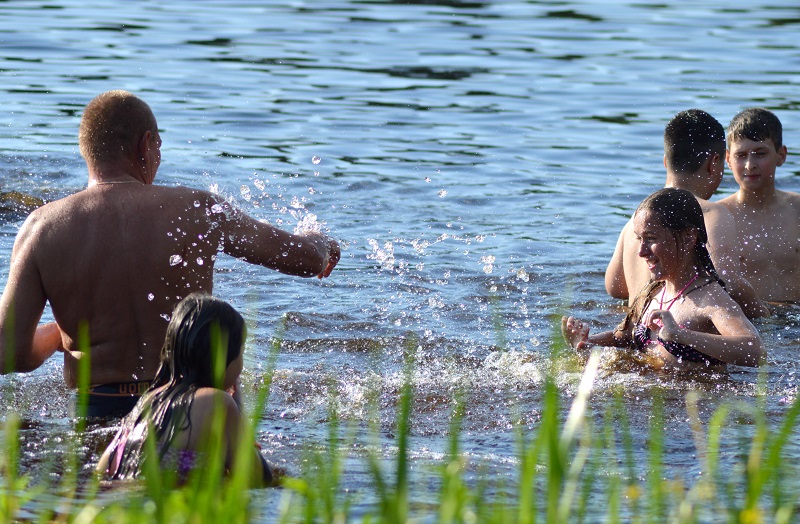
left=708, top=153, right=722, bottom=175
left=138, top=130, right=152, bottom=161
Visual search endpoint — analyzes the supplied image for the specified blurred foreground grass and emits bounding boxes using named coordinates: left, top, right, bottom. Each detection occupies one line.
left=0, top=347, right=799, bottom=523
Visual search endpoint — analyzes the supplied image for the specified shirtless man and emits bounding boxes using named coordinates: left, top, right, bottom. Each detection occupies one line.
left=0, top=90, right=340, bottom=417
left=605, top=109, right=767, bottom=318
left=718, top=107, right=800, bottom=303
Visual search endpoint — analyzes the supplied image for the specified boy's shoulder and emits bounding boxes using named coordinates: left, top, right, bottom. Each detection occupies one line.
left=776, top=189, right=800, bottom=208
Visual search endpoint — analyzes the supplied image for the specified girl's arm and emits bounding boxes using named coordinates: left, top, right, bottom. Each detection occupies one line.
left=646, top=302, right=764, bottom=367
left=561, top=316, right=631, bottom=356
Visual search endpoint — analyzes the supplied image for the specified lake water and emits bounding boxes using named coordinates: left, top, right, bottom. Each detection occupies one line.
left=1, top=0, right=800, bottom=519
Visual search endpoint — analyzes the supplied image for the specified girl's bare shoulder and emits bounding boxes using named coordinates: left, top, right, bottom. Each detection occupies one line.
left=190, top=388, right=239, bottom=419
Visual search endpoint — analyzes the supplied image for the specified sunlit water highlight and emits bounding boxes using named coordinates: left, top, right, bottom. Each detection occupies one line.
left=1, top=0, right=800, bottom=518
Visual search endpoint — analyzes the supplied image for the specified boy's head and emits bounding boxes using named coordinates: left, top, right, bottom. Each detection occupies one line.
left=727, top=107, right=783, bottom=150
left=663, top=109, right=725, bottom=176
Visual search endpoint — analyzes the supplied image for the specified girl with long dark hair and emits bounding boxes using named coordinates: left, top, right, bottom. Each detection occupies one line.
left=97, top=293, right=275, bottom=486
left=563, top=188, right=763, bottom=368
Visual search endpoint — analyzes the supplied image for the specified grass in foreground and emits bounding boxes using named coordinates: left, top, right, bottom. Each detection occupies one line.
left=0, top=347, right=799, bottom=523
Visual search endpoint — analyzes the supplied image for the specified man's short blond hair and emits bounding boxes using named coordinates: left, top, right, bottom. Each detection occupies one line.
left=79, top=90, right=157, bottom=165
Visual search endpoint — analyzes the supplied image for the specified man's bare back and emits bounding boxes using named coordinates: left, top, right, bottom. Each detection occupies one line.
left=27, top=184, right=222, bottom=386
left=0, top=90, right=339, bottom=397
left=5, top=182, right=333, bottom=387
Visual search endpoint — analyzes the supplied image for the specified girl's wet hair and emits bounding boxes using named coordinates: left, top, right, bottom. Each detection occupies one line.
left=107, top=293, right=246, bottom=479
left=635, top=187, right=725, bottom=289
left=152, top=292, right=245, bottom=390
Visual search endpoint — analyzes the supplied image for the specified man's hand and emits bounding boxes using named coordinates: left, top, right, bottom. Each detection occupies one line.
left=318, top=236, right=340, bottom=279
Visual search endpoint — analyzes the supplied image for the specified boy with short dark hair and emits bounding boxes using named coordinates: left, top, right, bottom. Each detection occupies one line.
left=718, top=107, right=800, bottom=302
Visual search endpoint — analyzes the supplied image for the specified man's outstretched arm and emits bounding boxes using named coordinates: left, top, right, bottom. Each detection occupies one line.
left=218, top=199, right=340, bottom=278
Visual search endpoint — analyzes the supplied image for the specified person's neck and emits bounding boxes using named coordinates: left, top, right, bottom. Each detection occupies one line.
left=88, top=164, right=147, bottom=187
left=663, top=267, right=700, bottom=297
left=664, top=173, right=711, bottom=201
left=736, top=186, right=778, bottom=209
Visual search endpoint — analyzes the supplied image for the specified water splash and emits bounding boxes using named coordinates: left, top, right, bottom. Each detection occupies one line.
left=481, top=255, right=495, bottom=274
left=368, top=238, right=396, bottom=271
left=293, top=214, right=325, bottom=236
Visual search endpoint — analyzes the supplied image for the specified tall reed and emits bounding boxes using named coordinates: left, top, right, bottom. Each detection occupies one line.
left=1, top=331, right=799, bottom=522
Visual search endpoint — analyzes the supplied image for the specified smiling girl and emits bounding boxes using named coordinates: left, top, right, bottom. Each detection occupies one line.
left=563, top=188, right=763, bottom=369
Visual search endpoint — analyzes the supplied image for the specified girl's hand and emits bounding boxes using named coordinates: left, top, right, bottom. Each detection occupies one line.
left=644, top=309, right=680, bottom=342
left=561, top=316, right=590, bottom=349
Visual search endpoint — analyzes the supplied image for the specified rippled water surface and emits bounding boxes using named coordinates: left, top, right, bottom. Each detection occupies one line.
left=2, top=0, right=800, bottom=519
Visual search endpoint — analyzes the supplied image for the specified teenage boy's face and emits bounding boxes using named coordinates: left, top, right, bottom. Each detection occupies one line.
left=726, top=137, right=787, bottom=191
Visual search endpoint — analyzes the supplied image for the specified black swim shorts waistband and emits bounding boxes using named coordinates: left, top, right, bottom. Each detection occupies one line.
left=86, top=380, right=152, bottom=397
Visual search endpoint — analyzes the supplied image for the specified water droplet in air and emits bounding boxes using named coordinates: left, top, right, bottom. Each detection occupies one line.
left=312, top=156, right=321, bottom=165
left=481, top=255, right=495, bottom=274
left=169, top=255, right=183, bottom=266
left=147, top=293, right=155, bottom=301
left=193, top=200, right=200, bottom=207
left=438, top=189, right=447, bottom=197
left=196, top=257, right=204, bottom=266
left=240, top=185, right=251, bottom=201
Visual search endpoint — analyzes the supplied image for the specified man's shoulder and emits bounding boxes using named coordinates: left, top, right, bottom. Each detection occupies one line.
left=613, top=216, right=635, bottom=254
left=700, top=199, right=735, bottom=223
left=768, top=190, right=800, bottom=223
left=19, top=191, right=84, bottom=228
left=150, top=184, right=217, bottom=200
left=715, top=192, right=737, bottom=206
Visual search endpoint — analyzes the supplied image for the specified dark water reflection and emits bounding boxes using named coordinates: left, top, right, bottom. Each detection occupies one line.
left=1, top=0, right=800, bottom=519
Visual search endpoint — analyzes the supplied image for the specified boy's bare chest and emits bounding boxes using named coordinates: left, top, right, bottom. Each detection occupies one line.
left=734, top=207, right=800, bottom=270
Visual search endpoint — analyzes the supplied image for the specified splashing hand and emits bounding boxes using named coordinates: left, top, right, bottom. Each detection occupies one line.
left=562, top=316, right=590, bottom=350
left=318, top=237, right=340, bottom=279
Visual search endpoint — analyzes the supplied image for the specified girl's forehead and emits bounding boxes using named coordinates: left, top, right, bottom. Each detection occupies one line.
left=633, top=209, right=664, bottom=234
